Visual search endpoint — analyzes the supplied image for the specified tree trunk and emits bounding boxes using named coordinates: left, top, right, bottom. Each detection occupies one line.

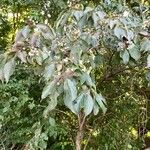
left=75, top=114, right=85, bottom=150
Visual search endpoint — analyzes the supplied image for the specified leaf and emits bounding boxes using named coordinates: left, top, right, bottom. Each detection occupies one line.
left=41, top=81, right=55, bottom=99
left=21, top=26, right=30, bottom=38
left=73, top=93, right=84, bottom=114
left=0, top=68, right=4, bottom=82
left=109, top=20, right=117, bottom=29
left=94, top=55, right=104, bottom=65
left=114, top=26, right=126, bottom=39
left=74, top=10, right=83, bottom=21
left=36, top=53, right=43, bottom=65
left=43, top=92, right=58, bottom=118
left=64, top=79, right=77, bottom=100
left=92, top=12, right=99, bottom=27
left=3, top=57, right=16, bottom=83
left=95, top=93, right=107, bottom=114
left=16, top=51, right=27, bottom=63
left=147, top=55, right=150, bottom=68
left=64, top=79, right=77, bottom=113
left=80, top=73, right=93, bottom=87
left=121, top=50, right=129, bottom=64
left=146, top=72, right=150, bottom=81
left=141, top=39, right=150, bottom=52
left=128, top=44, right=140, bottom=61
left=91, top=36, right=98, bottom=47
left=84, top=94, right=94, bottom=116
left=93, top=101, right=99, bottom=115
left=49, top=117, right=56, bottom=126
left=43, top=64, right=55, bottom=81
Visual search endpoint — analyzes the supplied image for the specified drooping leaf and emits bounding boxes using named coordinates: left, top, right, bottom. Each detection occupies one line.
left=0, top=68, right=4, bottom=82
left=120, top=50, right=129, bottom=64
left=80, top=73, right=93, bottom=87
left=21, top=26, right=30, bottom=38
left=114, top=26, right=126, bottom=39
left=41, top=81, right=55, bottom=99
left=128, top=44, right=141, bottom=61
left=95, top=93, right=107, bottom=114
left=3, top=57, right=16, bottom=83
left=147, top=55, right=150, bottom=68
left=93, top=101, right=99, bottom=115
left=43, top=64, right=55, bottom=81
left=74, top=10, right=83, bottom=21
left=83, top=93, right=94, bottom=116
left=43, top=92, right=58, bottom=118
left=141, top=39, right=150, bottom=52
left=64, top=79, right=77, bottom=113
left=73, top=93, right=84, bottom=114
left=146, top=72, right=150, bottom=81
left=16, top=51, right=27, bottom=63
left=49, top=117, right=56, bottom=126
left=64, top=79, right=77, bottom=101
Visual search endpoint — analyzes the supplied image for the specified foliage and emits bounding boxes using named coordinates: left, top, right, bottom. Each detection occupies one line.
left=0, top=0, right=150, bottom=150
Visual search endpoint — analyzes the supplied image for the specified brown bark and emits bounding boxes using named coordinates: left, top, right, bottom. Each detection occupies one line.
left=75, top=114, right=86, bottom=150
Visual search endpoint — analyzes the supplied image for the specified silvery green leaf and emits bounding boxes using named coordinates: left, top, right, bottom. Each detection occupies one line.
left=73, top=93, right=84, bottom=114
left=43, top=64, right=55, bottom=81
left=114, top=26, right=126, bottom=39
left=84, top=94, right=94, bottom=116
left=64, top=79, right=77, bottom=113
left=120, top=50, right=129, bottom=64
left=147, top=55, right=150, bottom=68
left=80, top=73, right=93, bottom=87
left=95, top=93, right=107, bottom=114
left=41, top=81, right=55, bottom=99
left=43, top=92, right=58, bottom=118
left=22, top=26, right=30, bottom=38
left=128, top=44, right=140, bottom=61
left=93, top=101, right=99, bottom=115
left=49, top=117, right=56, bottom=126
left=74, top=10, right=83, bottom=21
left=4, top=57, right=16, bottom=83
left=141, top=39, right=150, bottom=52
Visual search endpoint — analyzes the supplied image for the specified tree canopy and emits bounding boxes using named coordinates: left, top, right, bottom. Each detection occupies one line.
left=0, top=0, right=150, bottom=150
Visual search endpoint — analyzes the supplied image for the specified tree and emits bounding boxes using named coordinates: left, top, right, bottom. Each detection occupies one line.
left=0, top=0, right=150, bottom=149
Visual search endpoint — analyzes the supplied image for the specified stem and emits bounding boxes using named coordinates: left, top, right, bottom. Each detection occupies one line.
left=75, top=114, right=86, bottom=150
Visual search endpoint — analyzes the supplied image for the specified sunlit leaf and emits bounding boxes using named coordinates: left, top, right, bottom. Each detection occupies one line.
left=43, top=92, right=58, bottom=118
left=147, top=55, right=150, bottom=68
left=128, top=44, right=140, bottom=61
left=114, top=26, right=126, bottom=39
left=3, top=57, right=16, bottom=83
left=84, top=93, right=94, bottom=116
left=95, top=93, right=107, bottom=114
left=141, top=39, right=150, bottom=52
left=41, top=81, right=55, bottom=99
